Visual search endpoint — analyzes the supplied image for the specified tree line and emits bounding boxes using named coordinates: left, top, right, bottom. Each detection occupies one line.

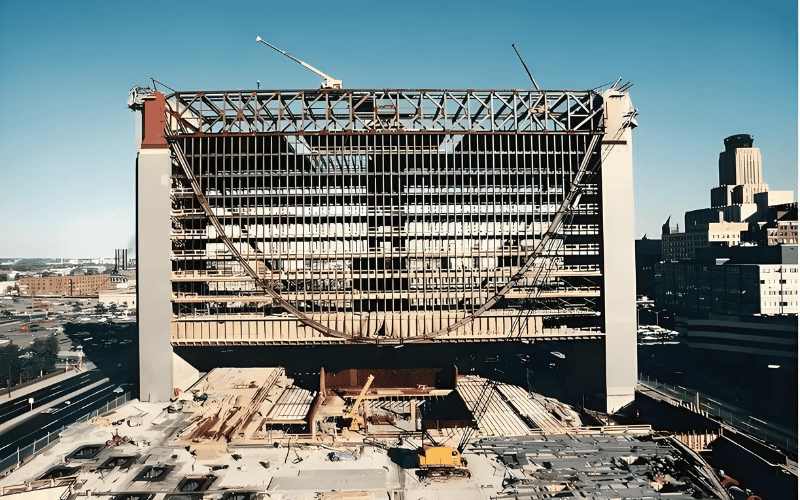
left=0, top=335, right=60, bottom=389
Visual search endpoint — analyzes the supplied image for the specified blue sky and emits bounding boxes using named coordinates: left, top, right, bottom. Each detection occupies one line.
left=0, top=0, right=796, bottom=258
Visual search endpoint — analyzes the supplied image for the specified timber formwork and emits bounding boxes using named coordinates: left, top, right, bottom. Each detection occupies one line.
left=163, top=89, right=610, bottom=345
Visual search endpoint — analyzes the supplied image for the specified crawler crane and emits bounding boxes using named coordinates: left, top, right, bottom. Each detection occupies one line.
left=417, top=378, right=497, bottom=479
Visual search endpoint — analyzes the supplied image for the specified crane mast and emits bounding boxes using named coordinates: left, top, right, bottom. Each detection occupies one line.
left=256, top=37, right=342, bottom=89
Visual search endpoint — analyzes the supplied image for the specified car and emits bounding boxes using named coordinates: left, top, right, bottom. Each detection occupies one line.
left=41, top=401, right=71, bottom=414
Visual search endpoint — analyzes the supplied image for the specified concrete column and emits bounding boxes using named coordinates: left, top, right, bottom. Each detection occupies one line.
left=599, top=90, right=638, bottom=413
left=136, top=145, right=174, bottom=402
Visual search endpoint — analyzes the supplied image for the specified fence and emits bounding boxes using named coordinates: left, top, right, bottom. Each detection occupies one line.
left=638, top=375, right=796, bottom=454
left=0, top=392, right=131, bottom=474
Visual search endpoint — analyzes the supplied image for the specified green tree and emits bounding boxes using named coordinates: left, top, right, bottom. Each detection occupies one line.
left=20, top=352, right=39, bottom=381
left=0, top=344, right=23, bottom=388
left=27, top=335, right=59, bottom=376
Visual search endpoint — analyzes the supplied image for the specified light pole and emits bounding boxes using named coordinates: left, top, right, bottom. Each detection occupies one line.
left=7, top=353, right=23, bottom=398
left=654, top=309, right=667, bottom=327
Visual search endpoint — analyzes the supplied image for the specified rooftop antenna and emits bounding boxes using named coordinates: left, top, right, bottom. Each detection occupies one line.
left=256, top=36, right=342, bottom=89
left=511, top=44, right=540, bottom=91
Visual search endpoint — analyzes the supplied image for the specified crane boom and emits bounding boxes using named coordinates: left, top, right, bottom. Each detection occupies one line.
left=347, top=374, right=375, bottom=431
left=256, top=37, right=342, bottom=89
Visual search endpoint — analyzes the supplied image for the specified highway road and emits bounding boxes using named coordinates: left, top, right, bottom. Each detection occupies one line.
left=639, top=342, right=797, bottom=454
left=0, top=370, right=110, bottom=425
left=638, top=381, right=797, bottom=453
left=0, top=380, right=121, bottom=456
left=0, top=321, right=138, bottom=462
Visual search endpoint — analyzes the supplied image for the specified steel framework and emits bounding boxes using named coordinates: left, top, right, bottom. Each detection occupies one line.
left=164, top=89, right=608, bottom=344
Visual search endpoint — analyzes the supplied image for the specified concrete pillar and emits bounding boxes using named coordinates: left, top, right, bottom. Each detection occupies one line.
left=173, top=352, right=199, bottom=395
left=599, top=89, right=638, bottom=413
left=136, top=92, right=174, bottom=402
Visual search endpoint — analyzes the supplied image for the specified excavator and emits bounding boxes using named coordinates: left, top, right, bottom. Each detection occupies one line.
left=417, top=378, right=497, bottom=479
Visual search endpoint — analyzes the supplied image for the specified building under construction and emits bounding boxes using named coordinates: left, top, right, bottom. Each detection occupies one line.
left=132, top=83, right=638, bottom=410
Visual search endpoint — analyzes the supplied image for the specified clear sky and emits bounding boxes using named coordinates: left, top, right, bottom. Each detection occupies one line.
left=0, top=0, right=796, bottom=258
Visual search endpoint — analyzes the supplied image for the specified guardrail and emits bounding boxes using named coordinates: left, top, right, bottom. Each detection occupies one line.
left=638, top=375, right=796, bottom=454
left=0, top=392, right=131, bottom=475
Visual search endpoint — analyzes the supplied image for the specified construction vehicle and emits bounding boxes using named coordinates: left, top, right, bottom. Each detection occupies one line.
left=417, top=434, right=469, bottom=479
left=256, top=37, right=342, bottom=89
left=345, top=374, right=374, bottom=432
left=417, top=378, right=497, bottom=479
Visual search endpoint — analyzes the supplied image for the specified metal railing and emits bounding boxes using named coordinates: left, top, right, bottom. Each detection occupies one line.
left=0, top=392, right=131, bottom=475
left=638, top=375, right=796, bottom=454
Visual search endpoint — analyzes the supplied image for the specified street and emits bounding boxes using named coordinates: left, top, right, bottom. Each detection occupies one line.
left=0, top=381, right=119, bottom=455
left=0, top=370, right=109, bottom=425
left=0, top=321, right=137, bottom=461
left=638, top=342, right=798, bottom=454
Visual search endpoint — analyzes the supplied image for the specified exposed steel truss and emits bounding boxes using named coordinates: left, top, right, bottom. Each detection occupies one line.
left=165, top=89, right=602, bottom=136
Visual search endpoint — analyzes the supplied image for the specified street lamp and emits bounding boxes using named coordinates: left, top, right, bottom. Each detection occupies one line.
left=8, top=352, right=28, bottom=398
left=654, top=309, right=667, bottom=327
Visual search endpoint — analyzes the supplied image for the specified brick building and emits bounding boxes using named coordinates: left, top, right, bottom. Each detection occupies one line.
left=18, top=274, right=112, bottom=297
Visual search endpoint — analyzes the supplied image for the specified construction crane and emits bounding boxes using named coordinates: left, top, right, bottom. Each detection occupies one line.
left=418, top=377, right=497, bottom=479
left=256, top=36, right=342, bottom=89
left=345, top=374, right=375, bottom=432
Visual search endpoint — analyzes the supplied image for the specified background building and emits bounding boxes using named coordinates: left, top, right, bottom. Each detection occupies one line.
left=710, top=134, right=769, bottom=207
left=133, top=85, right=638, bottom=410
left=635, top=236, right=661, bottom=298
left=656, top=245, right=798, bottom=317
left=18, top=274, right=113, bottom=297
left=662, top=135, right=795, bottom=260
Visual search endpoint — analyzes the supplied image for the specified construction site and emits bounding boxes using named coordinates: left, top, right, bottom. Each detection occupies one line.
left=1, top=42, right=789, bottom=499
left=0, top=366, right=760, bottom=499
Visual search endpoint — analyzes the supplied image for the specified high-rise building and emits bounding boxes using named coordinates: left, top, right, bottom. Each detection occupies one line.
left=711, top=134, right=769, bottom=208
left=663, top=135, right=794, bottom=260
left=131, top=85, right=638, bottom=410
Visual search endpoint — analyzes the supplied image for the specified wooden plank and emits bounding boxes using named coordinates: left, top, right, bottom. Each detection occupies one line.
left=457, top=377, right=531, bottom=437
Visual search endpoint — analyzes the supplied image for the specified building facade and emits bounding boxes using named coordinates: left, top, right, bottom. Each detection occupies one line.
left=662, top=221, right=750, bottom=260
left=133, top=86, right=638, bottom=410
left=656, top=245, right=798, bottom=316
left=18, top=274, right=112, bottom=297
left=635, top=236, right=662, bottom=297
left=710, top=134, right=768, bottom=207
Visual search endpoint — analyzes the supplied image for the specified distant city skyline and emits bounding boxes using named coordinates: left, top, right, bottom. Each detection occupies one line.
left=0, top=0, right=796, bottom=257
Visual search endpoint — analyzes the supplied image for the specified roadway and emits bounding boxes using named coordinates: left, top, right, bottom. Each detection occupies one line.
left=0, top=321, right=138, bottom=461
left=0, top=370, right=111, bottom=426
left=0, top=379, right=120, bottom=456
left=638, top=342, right=797, bottom=454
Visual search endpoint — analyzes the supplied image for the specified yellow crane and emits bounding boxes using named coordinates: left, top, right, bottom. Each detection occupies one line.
left=418, top=378, right=497, bottom=479
left=346, top=374, right=375, bottom=432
